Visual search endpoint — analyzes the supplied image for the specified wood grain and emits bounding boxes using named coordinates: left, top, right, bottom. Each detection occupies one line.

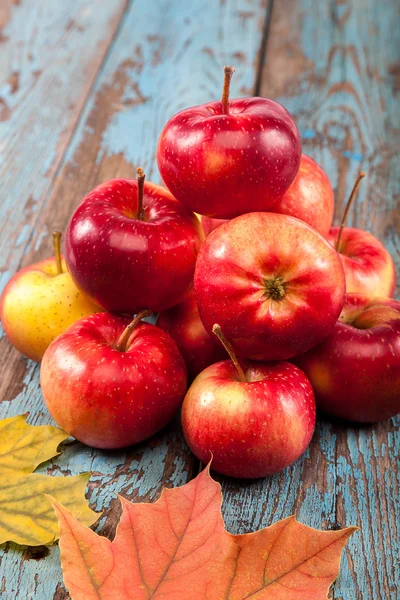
left=0, top=0, right=399, bottom=599
left=0, top=1, right=269, bottom=598
left=0, top=0, right=129, bottom=404
left=220, top=2, right=400, bottom=600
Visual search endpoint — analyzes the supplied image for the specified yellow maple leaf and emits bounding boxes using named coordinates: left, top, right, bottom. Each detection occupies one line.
left=0, top=414, right=98, bottom=546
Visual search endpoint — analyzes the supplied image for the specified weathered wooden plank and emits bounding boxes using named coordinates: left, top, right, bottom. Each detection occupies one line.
left=222, top=1, right=400, bottom=599
left=0, top=0, right=129, bottom=403
left=0, top=1, right=270, bottom=598
left=0, top=0, right=128, bottom=292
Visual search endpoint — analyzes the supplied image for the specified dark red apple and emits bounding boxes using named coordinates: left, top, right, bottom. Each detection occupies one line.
left=182, top=325, right=316, bottom=478
left=40, top=311, right=188, bottom=448
left=270, top=154, right=334, bottom=236
left=65, top=169, right=203, bottom=314
left=194, top=212, right=345, bottom=361
left=295, top=294, right=400, bottom=423
left=157, top=294, right=226, bottom=380
left=327, top=172, right=396, bottom=296
left=157, top=66, right=301, bottom=219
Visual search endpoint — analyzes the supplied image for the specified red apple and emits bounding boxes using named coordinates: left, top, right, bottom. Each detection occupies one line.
left=194, top=212, right=345, bottom=361
left=157, top=293, right=226, bottom=380
left=182, top=325, right=316, bottom=478
left=295, top=294, right=400, bottom=423
left=270, top=154, right=334, bottom=236
left=65, top=169, right=203, bottom=314
left=40, top=311, right=188, bottom=448
left=157, top=66, right=301, bottom=219
left=200, top=215, right=227, bottom=237
left=327, top=171, right=396, bottom=296
left=199, top=154, right=335, bottom=238
left=328, top=227, right=396, bottom=297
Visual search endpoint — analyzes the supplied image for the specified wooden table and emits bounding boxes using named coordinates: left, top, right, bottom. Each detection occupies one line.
left=0, top=1, right=399, bottom=598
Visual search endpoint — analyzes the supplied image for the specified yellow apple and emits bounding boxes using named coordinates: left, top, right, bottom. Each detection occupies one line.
left=0, top=232, right=101, bottom=361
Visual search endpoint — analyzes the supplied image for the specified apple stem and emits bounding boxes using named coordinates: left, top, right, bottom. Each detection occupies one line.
left=52, top=231, right=63, bottom=275
left=212, top=324, right=247, bottom=383
left=335, top=171, right=366, bottom=251
left=221, top=66, right=235, bottom=115
left=136, top=167, right=146, bottom=221
left=116, top=309, right=152, bottom=352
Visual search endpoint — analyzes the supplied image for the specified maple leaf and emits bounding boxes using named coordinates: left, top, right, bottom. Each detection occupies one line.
left=0, top=414, right=98, bottom=546
left=51, top=466, right=357, bottom=600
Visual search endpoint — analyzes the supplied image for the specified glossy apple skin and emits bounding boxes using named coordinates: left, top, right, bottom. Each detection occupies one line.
left=182, top=360, right=316, bottom=478
left=199, top=155, right=334, bottom=238
left=41, top=312, right=188, bottom=449
left=65, top=179, right=203, bottom=314
left=270, top=154, right=334, bottom=236
left=200, top=215, right=227, bottom=237
left=295, top=294, right=400, bottom=422
left=157, top=97, right=301, bottom=219
left=0, top=257, right=101, bottom=362
left=194, top=212, right=346, bottom=361
left=328, top=227, right=396, bottom=297
left=157, top=294, right=226, bottom=381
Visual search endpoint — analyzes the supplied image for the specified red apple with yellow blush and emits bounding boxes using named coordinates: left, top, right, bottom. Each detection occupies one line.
left=182, top=325, right=316, bottom=478
left=270, top=154, right=334, bottom=237
left=199, top=154, right=335, bottom=238
left=41, top=311, right=188, bottom=448
left=295, top=294, right=400, bottom=423
left=328, top=172, right=396, bottom=297
left=194, top=212, right=346, bottom=361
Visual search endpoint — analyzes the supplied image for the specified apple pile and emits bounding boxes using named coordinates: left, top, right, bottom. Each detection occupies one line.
left=1, top=67, right=399, bottom=479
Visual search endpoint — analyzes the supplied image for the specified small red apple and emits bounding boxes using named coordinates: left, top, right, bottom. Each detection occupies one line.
left=157, top=294, right=226, bottom=380
left=327, top=172, right=396, bottom=297
left=157, top=66, right=301, bottom=219
left=65, top=169, right=203, bottom=314
left=182, top=325, right=316, bottom=478
left=200, top=215, right=227, bottom=237
left=295, top=294, right=400, bottom=423
left=270, top=154, right=334, bottom=236
left=40, top=311, right=188, bottom=448
left=194, top=212, right=345, bottom=361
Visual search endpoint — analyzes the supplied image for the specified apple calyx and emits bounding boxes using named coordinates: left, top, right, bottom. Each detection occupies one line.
left=335, top=171, right=366, bottom=252
left=136, top=167, right=146, bottom=221
left=212, top=323, right=247, bottom=382
left=221, top=66, right=235, bottom=115
left=264, top=276, right=286, bottom=301
left=116, top=309, right=152, bottom=352
left=52, top=231, right=63, bottom=275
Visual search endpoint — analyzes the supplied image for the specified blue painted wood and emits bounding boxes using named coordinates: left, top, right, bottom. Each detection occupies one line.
left=0, top=0, right=128, bottom=296
left=0, top=1, right=269, bottom=598
left=221, top=2, right=400, bottom=600
left=1, top=0, right=398, bottom=598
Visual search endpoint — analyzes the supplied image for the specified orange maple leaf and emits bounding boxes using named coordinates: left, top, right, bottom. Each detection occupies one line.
left=50, top=467, right=357, bottom=599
